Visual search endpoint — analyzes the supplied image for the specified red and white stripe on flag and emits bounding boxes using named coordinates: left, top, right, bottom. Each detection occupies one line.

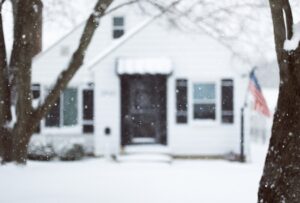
left=249, top=80, right=271, bottom=117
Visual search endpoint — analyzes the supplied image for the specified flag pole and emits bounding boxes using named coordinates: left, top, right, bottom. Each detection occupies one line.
left=240, top=67, right=256, bottom=162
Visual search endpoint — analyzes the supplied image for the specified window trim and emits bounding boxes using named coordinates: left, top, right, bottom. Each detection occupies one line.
left=43, top=86, right=80, bottom=131
left=112, top=16, right=125, bottom=39
left=189, top=79, right=220, bottom=125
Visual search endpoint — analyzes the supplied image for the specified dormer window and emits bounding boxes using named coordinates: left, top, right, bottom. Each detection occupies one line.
left=112, top=16, right=125, bottom=39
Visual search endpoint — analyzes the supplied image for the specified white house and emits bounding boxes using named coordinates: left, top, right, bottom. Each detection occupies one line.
left=31, top=3, right=251, bottom=160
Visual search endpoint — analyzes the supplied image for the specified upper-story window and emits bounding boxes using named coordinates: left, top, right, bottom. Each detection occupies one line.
left=112, top=16, right=125, bottom=39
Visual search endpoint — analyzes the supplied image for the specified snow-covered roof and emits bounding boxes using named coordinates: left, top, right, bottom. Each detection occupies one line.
left=117, top=57, right=173, bottom=75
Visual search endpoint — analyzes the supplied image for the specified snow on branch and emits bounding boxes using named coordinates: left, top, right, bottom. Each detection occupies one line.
left=284, top=22, right=300, bottom=51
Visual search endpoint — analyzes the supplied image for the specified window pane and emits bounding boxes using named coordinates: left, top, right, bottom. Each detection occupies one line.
left=113, top=17, right=124, bottom=26
left=113, top=29, right=124, bottom=39
left=32, top=84, right=40, bottom=99
left=134, top=90, right=154, bottom=110
left=193, top=83, right=216, bottom=120
left=45, top=99, right=60, bottom=127
left=63, top=88, right=78, bottom=126
left=194, top=104, right=216, bottom=119
left=193, top=83, right=215, bottom=101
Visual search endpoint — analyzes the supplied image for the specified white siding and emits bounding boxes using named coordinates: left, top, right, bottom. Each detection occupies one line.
left=32, top=5, right=251, bottom=158
left=92, top=16, right=250, bottom=157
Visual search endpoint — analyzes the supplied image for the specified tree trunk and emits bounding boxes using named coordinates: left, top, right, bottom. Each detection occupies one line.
left=258, top=0, right=300, bottom=202
left=0, top=0, right=113, bottom=164
left=0, top=1, right=12, bottom=162
left=0, top=0, right=43, bottom=164
left=258, top=61, right=300, bottom=202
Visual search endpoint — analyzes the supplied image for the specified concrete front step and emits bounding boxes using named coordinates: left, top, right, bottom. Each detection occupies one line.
left=117, top=154, right=172, bottom=163
left=118, top=144, right=172, bottom=163
left=122, top=144, right=171, bottom=155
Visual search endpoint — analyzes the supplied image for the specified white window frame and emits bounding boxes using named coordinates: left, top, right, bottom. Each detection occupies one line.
left=112, top=16, right=125, bottom=39
left=189, top=79, right=220, bottom=125
left=41, top=86, right=82, bottom=133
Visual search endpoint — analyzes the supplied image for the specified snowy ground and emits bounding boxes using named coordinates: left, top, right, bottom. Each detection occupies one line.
left=0, top=143, right=268, bottom=203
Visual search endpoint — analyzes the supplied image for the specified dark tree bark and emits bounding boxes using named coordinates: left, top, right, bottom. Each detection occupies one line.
left=0, top=0, right=175, bottom=164
left=7, top=0, right=41, bottom=163
left=0, top=0, right=12, bottom=162
left=258, top=0, right=300, bottom=202
left=0, top=0, right=113, bottom=164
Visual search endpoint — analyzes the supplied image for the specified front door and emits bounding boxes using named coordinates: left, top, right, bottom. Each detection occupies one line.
left=121, top=75, right=167, bottom=145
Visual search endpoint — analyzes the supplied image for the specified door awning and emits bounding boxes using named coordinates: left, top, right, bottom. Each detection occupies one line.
left=117, top=57, right=173, bottom=75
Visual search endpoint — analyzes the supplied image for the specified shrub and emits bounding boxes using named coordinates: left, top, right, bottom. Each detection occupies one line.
left=28, top=141, right=56, bottom=161
left=59, top=143, right=85, bottom=161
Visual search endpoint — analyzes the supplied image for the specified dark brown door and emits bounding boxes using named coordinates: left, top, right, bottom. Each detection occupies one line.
left=121, top=75, right=167, bottom=145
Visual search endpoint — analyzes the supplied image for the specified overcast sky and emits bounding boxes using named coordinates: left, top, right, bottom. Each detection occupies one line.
left=4, top=0, right=300, bottom=67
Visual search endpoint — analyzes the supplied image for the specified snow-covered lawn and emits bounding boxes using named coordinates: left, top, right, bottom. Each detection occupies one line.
left=0, top=143, right=267, bottom=203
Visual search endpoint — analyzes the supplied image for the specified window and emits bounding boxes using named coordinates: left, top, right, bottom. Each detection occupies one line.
left=45, top=88, right=78, bottom=127
left=112, top=16, right=124, bottom=39
left=221, top=79, right=234, bottom=123
left=176, top=79, right=188, bottom=123
left=32, top=84, right=40, bottom=99
left=193, top=83, right=216, bottom=120
left=82, top=89, right=94, bottom=133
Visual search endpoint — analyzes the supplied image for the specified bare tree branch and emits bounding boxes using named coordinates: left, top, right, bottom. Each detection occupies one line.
left=282, top=0, right=293, bottom=40
left=30, top=0, right=113, bottom=133
left=269, top=0, right=288, bottom=60
left=105, top=0, right=139, bottom=15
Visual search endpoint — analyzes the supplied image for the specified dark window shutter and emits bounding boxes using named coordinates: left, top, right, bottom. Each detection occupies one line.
left=83, top=125, right=94, bottom=133
left=32, top=84, right=41, bottom=133
left=221, top=79, right=234, bottom=123
left=45, top=98, right=60, bottom=127
left=176, top=79, right=188, bottom=123
left=82, top=89, right=94, bottom=133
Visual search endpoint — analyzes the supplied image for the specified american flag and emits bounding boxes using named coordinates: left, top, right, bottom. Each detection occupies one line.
left=248, top=70, right=271, bottom=117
